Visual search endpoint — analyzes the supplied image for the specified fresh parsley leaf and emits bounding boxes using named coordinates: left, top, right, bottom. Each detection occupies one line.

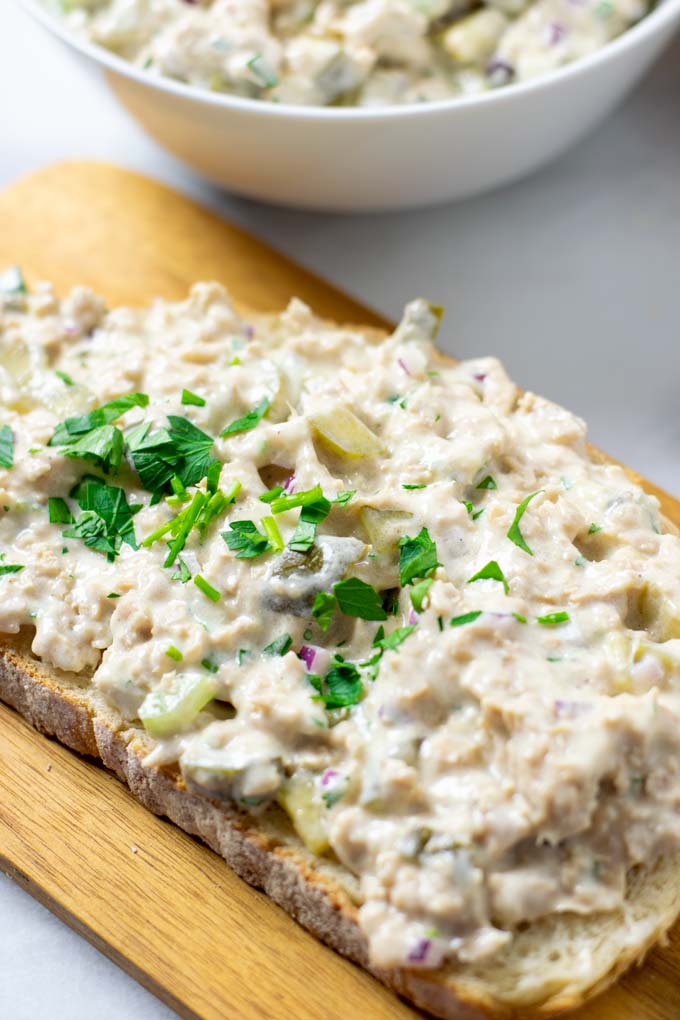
left=48, top=497, right=74, bottom=524
left=461, top=500, right=485, bottom=521
left=66, top=476, right=141, bottom=560
left=263, top=633, right=293, bottom=657
left=171, top=557, right=191, bottom=583
left=221, top=397, right=270, bottom=438
left=333, top=577, right=387, bottom=621
left=409, top=577, right=433, bottom=613
left=165, top=645, right=183, bottom=662
left=165, top=416, right=217, bottom=489
left=537, top=611, right=570, bottom=625
left=107, top=592, right=120, bottom=599
left=50, top=392, right=149, bottom=446
left=398, top=528, right=440, bottom=587
left=0, top=563, right=23, bottom=575
left=312, top=592, right=337, bottom=631
left=288, top=518, right=317, bottom=553
left=372, top=624, right=415, bottom=652
left=0, top=425, right=14, bottom=469
left=223, top=520, right=271, bottom=559
left=334, top=490, right=356, bottom=506
left=310, top=657, right=363, bottom=710
left=194, top=575, right=220, bottom=602
left=61, top=423, right=125, bottom=473
left=402, top=484, right=427, bottom=490
left=476, top=475, right=497, bottom=490
left=507, top=491, right=542, bottom=556
left=55, top=371, right=74, bottom=386
left=181, top=389, right=206, bottom=407
left=513, top=612, right=528, bottom=623
left=467, top=560, right=509, bottom=594
left=201, top=658, right=219, bottom=673
left=588, top=523, right=602, bottom=535
left=450, top=611, right=482, bottom=627
left=128, top=416, right=217, bottom=495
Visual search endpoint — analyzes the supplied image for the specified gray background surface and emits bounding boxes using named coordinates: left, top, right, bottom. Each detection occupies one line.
left=1, top=3, right=679, bottom=1016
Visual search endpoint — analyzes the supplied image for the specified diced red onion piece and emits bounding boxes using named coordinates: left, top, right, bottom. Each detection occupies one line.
left=283, top=474, right=296, bottom=495
left=321, top=768, right=339, bottom=787
left=407, top=938, right=431, bottom=963
left=397, top=357, right=411, bottom=377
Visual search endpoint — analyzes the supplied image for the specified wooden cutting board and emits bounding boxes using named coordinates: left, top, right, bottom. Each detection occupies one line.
left=0, top=161, right=678, bottom=1020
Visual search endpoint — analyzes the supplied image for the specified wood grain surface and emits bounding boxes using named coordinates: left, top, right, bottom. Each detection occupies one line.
left=0, top=161, right=679, bottom=1020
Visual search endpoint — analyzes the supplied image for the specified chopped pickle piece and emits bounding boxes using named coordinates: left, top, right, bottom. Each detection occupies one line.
left=310, top=406, right=386, bottom=459
left=139, top=673, right=216, bottom=738
left=277, top=773, right=329, bottom=855
left=360, top=507, right=413, bottom=555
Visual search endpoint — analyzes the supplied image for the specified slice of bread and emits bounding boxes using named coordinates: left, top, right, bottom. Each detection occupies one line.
left=3, top=623, right=680, bottom=1019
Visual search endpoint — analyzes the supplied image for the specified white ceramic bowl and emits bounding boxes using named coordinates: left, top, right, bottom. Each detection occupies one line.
left=22, top=0, right=680, bottom=211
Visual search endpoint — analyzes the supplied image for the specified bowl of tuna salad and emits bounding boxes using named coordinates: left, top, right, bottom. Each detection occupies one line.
left=25, top=0, right=680, bottom=208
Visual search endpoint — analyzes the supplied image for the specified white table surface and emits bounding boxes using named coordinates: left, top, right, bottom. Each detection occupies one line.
left=1, top=4, right=679, bottom=1017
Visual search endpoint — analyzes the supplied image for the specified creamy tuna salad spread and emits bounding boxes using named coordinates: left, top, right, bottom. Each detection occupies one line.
left=53, top=0, right=651, bottom=106
left=2, top=267, right=680, bottom=970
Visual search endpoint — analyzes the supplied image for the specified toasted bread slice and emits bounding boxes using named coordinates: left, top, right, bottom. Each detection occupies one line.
left=3, top=626, right=680, bottom=1019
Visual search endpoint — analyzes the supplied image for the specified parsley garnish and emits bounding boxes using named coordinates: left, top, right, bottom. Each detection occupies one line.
left=461, top=500, right=485, bottom=521
left=128, top=416, right=217, bottom=495
left=312, top=591, right=337, bottom=631
left=263, top=633, right=293, bottom=657
left=513, top=612, right=528, bottom=623
left=288, top=518, right=317, bottom=553
left=409, top=577, right=433, bottom=612
left=309, top=657, right=363, bottom=709
left=0, top=563, right=23, bottom=575
left=181, top=389, right=206, bottom=407
left=55, top=371, right=74, bottom=387
left=223, top=520, right=272, bottom=559
left=221, top=397, right=270, bottom=438
left=403, top=484, right=427, bottom=490
left=450, top=611, right=482, bottom=627
left=51, top=392, right=148, bottom=446
left=172, top=557, right=191, bottom=583
left=201, top=658, right=219, bottom=673
left=507, top=491, right=541, bottom=556
left=107, top=592, right=120, bottom=599
left=0, top=425, right=14, bottom=469
left=48, top=497, right=74, bottom=524
left=334, top=490, right=356, bottom=506
left=588, top=523, right=602, bottom=535
left=194, top=575, right=220, bottom=602
left=467, top=560, right=509, bottom=594
left=372, top=624, right=415, bottom=652
left=537, top=611, right=570, bottom=625
left=476, top=475, right=497, bottom=490
left=165, top=646, right=183, bottom=662
left=398, top=528, right=440, bottom=586
left=64, top=475, right=141, bottom=560
left=334, top=577, right=387, bottom=621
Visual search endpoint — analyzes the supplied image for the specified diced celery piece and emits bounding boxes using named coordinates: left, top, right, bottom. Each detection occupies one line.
left=277, top=774, right=329, bottom=854
left=139, top=673, right=216, bottom=738
left=309, top=407, right=386, bottom=459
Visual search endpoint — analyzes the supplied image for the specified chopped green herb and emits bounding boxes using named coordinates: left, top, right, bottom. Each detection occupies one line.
left=450, top=611, right=482, bottom=627
left=106, top=592, right=120, bottom=599
left=237, top=649, right=251, bottom=666
left=409, top=577, right=433, bottom=613
left=270, top=484, right=330, bottom=518
left=201, top=658, right=219, bottom=673
left=476, top=475, right=497, bottom=490
left=309, top=657, right=363, bottom=710
left=588, top=523, right=602, bottom=535
left=262, top=515, right=284, bottom=552
left=334, top=490, right=356, bottom=506
left=403, top=484, right=427, bottom=490
left=288, top=518, right=317, bottom=553
left=246, top=53, right=279, bottom=89
left=312, top=592, right=337, bottom=631
left=0, top=563, right=23, bottom=575
left=263, top=633, right=293, bottom=657
left=547, top=656, right=562, bottom=663
left=194, top=575, right=220, bottom=602
left=437, top=616, right=444, bottom=631
left=512, top=612, right=528, bottom=624
left=221, top=397, right=270, bottom=438
left=333, top=577, right=387, bottom=621
left=61, top=424, right=125, bottom=474
left=171, top=557, right=192, bottom=583
left=398, top=527, right=440, bottom=586
left=223, top=519, right=271, bottom=559
left=574, top=555, right=586, bottom=567
left=372, top=624, right=415, bottom=652
left=461, top=499, right=485, bottom=521
left=259, top=485, right=284, bottom=504
left=0, top=425, right=14, bottom=469
left=48, top=497, right=74, bottom=524
left=467, top=560, right=509, bottom=594
left=51, top=392, right=148, bottom=446
left=55, top=370, right=75, bottom=387
left=181, top=389, right=206, bottom=407
left=165, top=646, right=183, bottom=662
left=537, top=611, right=570, bottom=625
left=507, top=491, right=541, bottom=556
left=66, top=475, right=141, bottom=560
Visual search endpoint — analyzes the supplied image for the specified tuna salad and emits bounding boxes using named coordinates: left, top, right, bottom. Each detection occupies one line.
left=52, top=0, right=652, bottom=106
left=2, top=268, right=680, bottom=969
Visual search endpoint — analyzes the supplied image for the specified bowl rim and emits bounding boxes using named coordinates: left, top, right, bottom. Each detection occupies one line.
left=20, top=0, right=680, bottom=120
